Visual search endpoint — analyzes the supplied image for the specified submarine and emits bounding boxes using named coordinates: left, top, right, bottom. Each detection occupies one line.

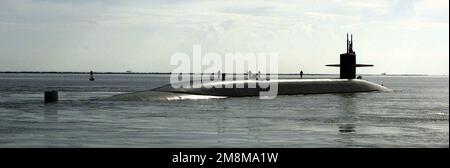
left=106, top=34, right=391, bottom=101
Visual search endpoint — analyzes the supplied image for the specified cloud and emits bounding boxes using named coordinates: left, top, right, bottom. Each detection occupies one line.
left=0, top=0, right=448, bottom=74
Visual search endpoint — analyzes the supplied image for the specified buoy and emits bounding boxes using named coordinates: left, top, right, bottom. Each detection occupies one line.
left=44, top=91, right=58, bottom=104
left=89, top=70, right=95, bottom=81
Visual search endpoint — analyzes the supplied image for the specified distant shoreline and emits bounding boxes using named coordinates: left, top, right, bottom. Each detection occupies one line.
left=0, top=71, right=434, bottom=76
left=0, top=71, right=171, bottom=75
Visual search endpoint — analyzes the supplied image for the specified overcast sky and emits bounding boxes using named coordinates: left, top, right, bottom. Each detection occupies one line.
left=0, top=0, right=448, bottom=75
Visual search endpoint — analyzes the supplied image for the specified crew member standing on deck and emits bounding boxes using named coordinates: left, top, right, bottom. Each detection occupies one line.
left=256, top=70, right=261, bottom=80
left=300, top=70, right=303, bottom=79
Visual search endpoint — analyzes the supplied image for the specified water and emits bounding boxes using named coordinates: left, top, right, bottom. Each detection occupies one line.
left=0, top=73, right=448, bottom=147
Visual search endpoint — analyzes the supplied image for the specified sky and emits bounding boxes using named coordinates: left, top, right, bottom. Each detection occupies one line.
left=0, top=0, right=448, bottom=75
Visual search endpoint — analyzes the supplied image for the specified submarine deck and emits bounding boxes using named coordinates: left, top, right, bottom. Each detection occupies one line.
left=106, top=79, right=391, bottom=101
left=154, top=79, right=391, bottom=97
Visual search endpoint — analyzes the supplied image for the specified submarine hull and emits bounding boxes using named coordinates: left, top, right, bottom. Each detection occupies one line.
left=105, top=79, right=391, bottom=101
left=154, top=79, right=392, bottom=97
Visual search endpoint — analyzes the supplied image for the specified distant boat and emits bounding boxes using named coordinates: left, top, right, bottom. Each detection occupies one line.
left=381, top=72, right=387, bottom=75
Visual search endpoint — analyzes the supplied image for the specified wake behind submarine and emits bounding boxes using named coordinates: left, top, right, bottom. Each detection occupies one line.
left=107, top=34, right=392, bottom=101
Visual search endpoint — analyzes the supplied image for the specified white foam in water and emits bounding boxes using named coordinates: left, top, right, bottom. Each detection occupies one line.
left=167, top=95, right=226, bottom=101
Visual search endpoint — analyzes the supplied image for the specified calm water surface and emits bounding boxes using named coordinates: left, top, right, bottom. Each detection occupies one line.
left=0, top=74, right=448, bottom=147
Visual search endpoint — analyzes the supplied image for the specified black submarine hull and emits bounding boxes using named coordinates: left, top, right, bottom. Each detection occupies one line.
left=106, top=79, right=392, bottom=101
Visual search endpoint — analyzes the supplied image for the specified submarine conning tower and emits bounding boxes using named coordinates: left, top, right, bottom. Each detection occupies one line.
left=326, top=34, right=373, bottom=79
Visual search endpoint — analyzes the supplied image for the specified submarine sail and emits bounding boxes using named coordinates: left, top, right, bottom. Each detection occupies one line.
left=326, top=33, right=373, bottom=79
